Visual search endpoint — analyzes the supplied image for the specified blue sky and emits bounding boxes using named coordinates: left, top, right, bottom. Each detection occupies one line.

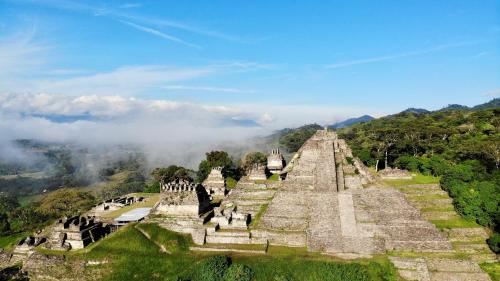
left=0, top=0, right=499, bottom=129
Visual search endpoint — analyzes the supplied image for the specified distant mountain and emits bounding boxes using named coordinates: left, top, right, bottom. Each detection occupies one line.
left=329, top=115, right=374, bottom=129
left=437, top=104, right=469, bottom=111
left=400, top=108, right=430, bottom=114
left=398, top=98, right=499, bottom=115
left=222, top=117, right=261, bottom=127
left=29, top=113, right=97, bottom=123
left=473, top=98, right=500, bottom=110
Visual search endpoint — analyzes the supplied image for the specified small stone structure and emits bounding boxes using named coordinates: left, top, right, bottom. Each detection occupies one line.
left=210, top=205, right=249, bottom=230
left=151, top=178, right=213, bottom=245
left=89, top=196, right=144, bottom=216
left=379, top=167, right=413, bottom=180
left=155, top=178, right=211, bottom=216
left=47, top=216, right=110, bottom=250
left=267, top=148, right=285, bottom=174
left=202, top=167, right=226, bottom=197
left=248, top=164, right=267, bottom=181
left=11, top=236, right=46, bottom=263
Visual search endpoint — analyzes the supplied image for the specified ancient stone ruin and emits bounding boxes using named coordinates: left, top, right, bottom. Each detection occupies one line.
left=379, top=167, right=413, bottom=180
left=153, top=129, right=458, bottom=260
left=248, top=163, right=267, bottom=181
left=154, top=178, right=211, bottom=216
left=11, top=236, right=46, bottom=263
left=151, top=178, right=213, bottom=245
left=202, top=167, right=226, bottom=197
left=89, top=196, right=145, bottom=217
left=46, top=216, right=110, bottom=250
left=267, top=148, right=285, bottom=174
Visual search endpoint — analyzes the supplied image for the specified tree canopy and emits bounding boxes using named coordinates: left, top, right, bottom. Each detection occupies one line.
left=197, top=151, right=242, bottom=182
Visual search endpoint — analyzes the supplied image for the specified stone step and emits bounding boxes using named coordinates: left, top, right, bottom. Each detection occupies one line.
left=385, top=240, right=453, bottom=252
left=205, top=235, right=251, bottom=244
left=411, top=199, right=454, bottom=209
left=400, top=184, right=441, bottom=189
left=468, top=253, right=498, bottom=263
left=206, top=230, right=249, bottom=238
left=453, top=243, right=496, bottom=261
left=421, top=211, right=459, bottom=220
left=400, top=189, right=448, bottom=196
left=190, top=244, right=267, bottom=254
left=445, top=228, right=490, bottom=242
left=429, top=272, right=491, bottom=281
left=234, top=199, right=270, bottom=206
left=237, top=190, right=275, bottom=199
left=389, top=257, right=492, bottom=281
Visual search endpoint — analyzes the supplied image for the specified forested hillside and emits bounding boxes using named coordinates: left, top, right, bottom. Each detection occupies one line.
left=267, top=124, right=323, bottom=152
left=338, top=106, right=500, bottom=252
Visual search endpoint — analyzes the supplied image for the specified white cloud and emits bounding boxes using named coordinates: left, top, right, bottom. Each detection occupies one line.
left=117, top=20, right=202, bottom=49
left=13, top=0, right=242, bottom=44
left=119, top=3, right=142, bottom=9
left=325, top=41, right=479, bottom=69
left=162, top=85, right=257, bottom=94
left=28, top=65, right=214, bottom=96
left=482, top=88, right=500, bottom=97
left=0, top=32, right=49, bottom=76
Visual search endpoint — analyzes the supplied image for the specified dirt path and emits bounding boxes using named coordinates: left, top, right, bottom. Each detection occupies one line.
left=134, top=224, right=170, bottom=254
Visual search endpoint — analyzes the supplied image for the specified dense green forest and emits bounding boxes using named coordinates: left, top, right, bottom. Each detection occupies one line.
left=273, top=124, right=323, bottom=152
left=338, top=106, right=500, bottom=252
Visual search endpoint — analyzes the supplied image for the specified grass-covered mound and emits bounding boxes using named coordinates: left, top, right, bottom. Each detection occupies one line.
left=74, top=223, right=398, bottom=281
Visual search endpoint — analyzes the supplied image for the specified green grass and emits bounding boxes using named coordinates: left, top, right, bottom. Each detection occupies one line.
left=198, top=243, right=268, bottom=252
left=388, top=250, right=469, bottom=260
left=48, top=223, right=400, bottom=281
left=226, top=177, right=238, bottom=189
left=136, top=223, right=192, bottom=253
left=0, top=232, right=26, bottom=250
left=430, top=218, right=480, bottom=229
left=18, top=194, right=43, bottom=207
left=249, top=204, right=269, bottom=228
left=268, top=174, right=280, bottom=181
left=383, top=173, right=440, bottom=187
left=420, top=206, right=455, bottom=212
left=480, top=262, right=500, bottom=281
left=83, top=224, right=195, bottom=280
left=406, top=194, right=450, bottom=201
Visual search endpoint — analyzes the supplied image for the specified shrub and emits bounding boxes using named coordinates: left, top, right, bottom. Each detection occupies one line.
left=226, top=177, right=237, bottom=189
left=395, top=156, right=419, bottom=172
left=346, top=157, right=354, bottom=165
left=144, top=181, right=160, bottom=193
left=0, top=213, right=10, bottom=235
left=193, top=255, right=230, bottom=281
left=268, top=174, right=280, bottom=181
left=427, top=155, right=449, bottom=176
left=223, top=264, right=253, bottom=281
left=487, top=233, right=500, bottom=253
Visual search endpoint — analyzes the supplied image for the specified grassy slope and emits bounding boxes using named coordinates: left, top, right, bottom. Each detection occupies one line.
left=0, top=232, right=26, bottom=250
left=47, top=223, right=399, bottom=281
